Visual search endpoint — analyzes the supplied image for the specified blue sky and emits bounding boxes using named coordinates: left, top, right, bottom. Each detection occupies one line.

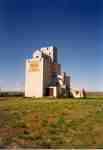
left=0, top=0, right=102, bottom=91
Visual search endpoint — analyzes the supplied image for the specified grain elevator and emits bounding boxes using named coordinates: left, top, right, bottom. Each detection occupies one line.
left=25, top=46, right=70, bottom=97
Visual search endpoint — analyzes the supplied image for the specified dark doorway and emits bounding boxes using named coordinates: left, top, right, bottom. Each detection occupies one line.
left=46, top=88, right=53, bottom=96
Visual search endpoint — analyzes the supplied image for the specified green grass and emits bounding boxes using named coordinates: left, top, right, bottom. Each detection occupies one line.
left=0, top=97, right=103, bottom=148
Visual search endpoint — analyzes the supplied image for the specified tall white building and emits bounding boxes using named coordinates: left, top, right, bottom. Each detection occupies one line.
left=25, top=46, right=70, bottom=97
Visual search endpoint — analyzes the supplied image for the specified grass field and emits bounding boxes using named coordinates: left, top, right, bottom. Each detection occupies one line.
left=0, top=97, right=103, bottom=148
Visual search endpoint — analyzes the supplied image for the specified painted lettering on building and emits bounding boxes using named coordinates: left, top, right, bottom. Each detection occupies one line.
left=29, top=61, right=40, bottom=72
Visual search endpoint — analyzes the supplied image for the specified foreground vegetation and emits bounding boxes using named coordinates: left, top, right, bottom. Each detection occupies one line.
left=0, top=97, right=103, bottom=148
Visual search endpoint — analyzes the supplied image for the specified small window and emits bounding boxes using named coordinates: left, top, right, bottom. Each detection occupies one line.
left=76, top=91, right=79, bottom=95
